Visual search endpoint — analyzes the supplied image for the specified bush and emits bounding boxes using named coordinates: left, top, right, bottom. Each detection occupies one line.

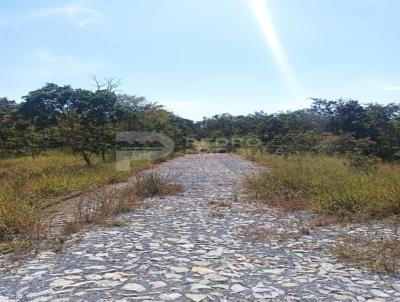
left=321, top=133, right=376, bottom=155
left=348, top=152, right=382, bottom=174
left=134, top=173, right=183, bottom=198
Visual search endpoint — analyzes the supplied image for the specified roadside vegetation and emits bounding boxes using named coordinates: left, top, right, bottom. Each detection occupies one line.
left=330, top=234, right=400, bottom=276
left=243, top=152, right=400, bottom=219
left=240, top=150, right=400, bottom=275
left=61, top=173, right=183, bottom=240
left=0, top=151, right=152, bottom=254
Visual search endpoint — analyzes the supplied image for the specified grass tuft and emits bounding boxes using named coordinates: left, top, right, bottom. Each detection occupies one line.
left=134, top=173, right=183, bottom=198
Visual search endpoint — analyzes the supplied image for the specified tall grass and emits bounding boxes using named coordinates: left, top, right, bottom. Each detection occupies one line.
left=242, top=151, right=400, bottom=219
left=0, top=151, right=153, bottom=250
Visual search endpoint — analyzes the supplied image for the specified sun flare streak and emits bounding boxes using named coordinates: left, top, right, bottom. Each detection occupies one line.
left=249, top=0, right=304, bottom=98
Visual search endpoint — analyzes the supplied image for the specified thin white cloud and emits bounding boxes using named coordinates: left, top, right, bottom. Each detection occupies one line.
left=353, top=79, right=400, bottom=92
left=382, top=85, right=400, bottom=91
left=0, top=1, right=103, bottom=28
left=36, top=51, right=106, bottom=77
left=31, top=2, right=103, bottom=27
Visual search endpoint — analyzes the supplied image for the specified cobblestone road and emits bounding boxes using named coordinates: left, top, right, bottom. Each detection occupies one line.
left=1, top=154, right=399, bottom=301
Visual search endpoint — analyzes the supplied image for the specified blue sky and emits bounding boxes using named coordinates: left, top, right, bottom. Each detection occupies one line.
left=1, top=0, right=399, bottom=120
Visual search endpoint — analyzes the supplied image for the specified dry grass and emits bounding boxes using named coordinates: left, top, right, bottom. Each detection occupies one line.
left=242, top=151, right=400, bottom=220
left=330, top=217, right=400, bottom=276
left=240, top=149, right=400, bottom=275
left=0, top=151, right=153, bottom=254
left=0, top=151, right=152, bottom=207
left=207, top=199, right=232, bottom=208
left=62, top=221, right=81, bottom=236
left=134, top=173, right=183, bottom=199
left=209, top=210, right=226, bottom=219
left=62, top=174, right=183, bottom=237
left=331, top=236, right=400, bottom=276
left=67, top=185, right=140, bottom=230
left=240, top=224, right=311, bottom=242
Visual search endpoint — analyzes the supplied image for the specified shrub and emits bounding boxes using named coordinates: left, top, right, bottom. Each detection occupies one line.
left=348, top=152, right=382, bottom=174
left=321, top=133, right=377, bottom=156
left=134, top=173, right=183, bottom=198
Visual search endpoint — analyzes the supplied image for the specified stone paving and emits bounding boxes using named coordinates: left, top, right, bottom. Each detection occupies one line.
left=0, top=153, right=399, bottom=301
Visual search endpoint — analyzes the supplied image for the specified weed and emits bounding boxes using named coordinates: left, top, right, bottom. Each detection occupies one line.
left=207, top=199, right=231, bottom=208
left=70, top=185, right=140, bottom=228
left=134, top=173, right=183, bottom=198
left=240, top=225, right=302, bottom=242
left=0, top=240, right=31, bottom=254
left=62, top=221, right=81, bottom=235
left=348, top=152, right=382, bottom=174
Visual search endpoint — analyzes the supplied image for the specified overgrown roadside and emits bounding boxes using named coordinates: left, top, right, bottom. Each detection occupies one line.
left=0, top=151, right=184, bottom=259
left=1, top=153, right=399, bottom=301
left=238, top=149, right=400, bottom=276
left=45, top=172, right=183, bottom=254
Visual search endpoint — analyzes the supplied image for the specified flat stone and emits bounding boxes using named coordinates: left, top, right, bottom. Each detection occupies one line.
left=191, top=267, right=215, bottom=275
left=370, top=289, right=389, bottom=298
left=50, top=279, right=75, bottom=288
left=204, top=273, right=228, bottom=282
left=392, top=283, right=400, bottom=291
left=103, top=272, right=125, bottom=281
left=159, top=293, right=182, bottom=300
left=231, top=283, right=247, bottom=293
left=205, top=247, right=224, bottom=258
left=122, top=283, right=146, bottom=292
left=95, top=280, right=120, bottom=288
left=281, top=282, right=299, bottom=288
left=151, top=281, right=167, bottom=289
left=171, top=266, right=190, bottom=273
left=191, top=284, right=212, bottom=290
left=186, top=293, right=208, bottom=302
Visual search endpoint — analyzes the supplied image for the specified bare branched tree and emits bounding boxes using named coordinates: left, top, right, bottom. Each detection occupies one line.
left=90, top=75, right=122, bottom=92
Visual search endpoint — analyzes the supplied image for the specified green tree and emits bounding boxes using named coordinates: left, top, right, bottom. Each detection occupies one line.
left=0, top=98, right=17, bottom=156
left=20, top=84, right=119, bottom=166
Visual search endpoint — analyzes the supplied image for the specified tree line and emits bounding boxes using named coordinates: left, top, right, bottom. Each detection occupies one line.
left=1, top=80, right=399, bottom=163
left=0, top=80, right=193, bottom=165
left=195, top=99, right=400, bottom=160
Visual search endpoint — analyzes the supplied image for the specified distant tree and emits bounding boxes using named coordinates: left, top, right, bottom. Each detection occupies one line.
left=0, top=98, right=17, bottom=156
left=333, top=100, right=367, bottom=137
left=267, top=131, right=323, bottom=155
